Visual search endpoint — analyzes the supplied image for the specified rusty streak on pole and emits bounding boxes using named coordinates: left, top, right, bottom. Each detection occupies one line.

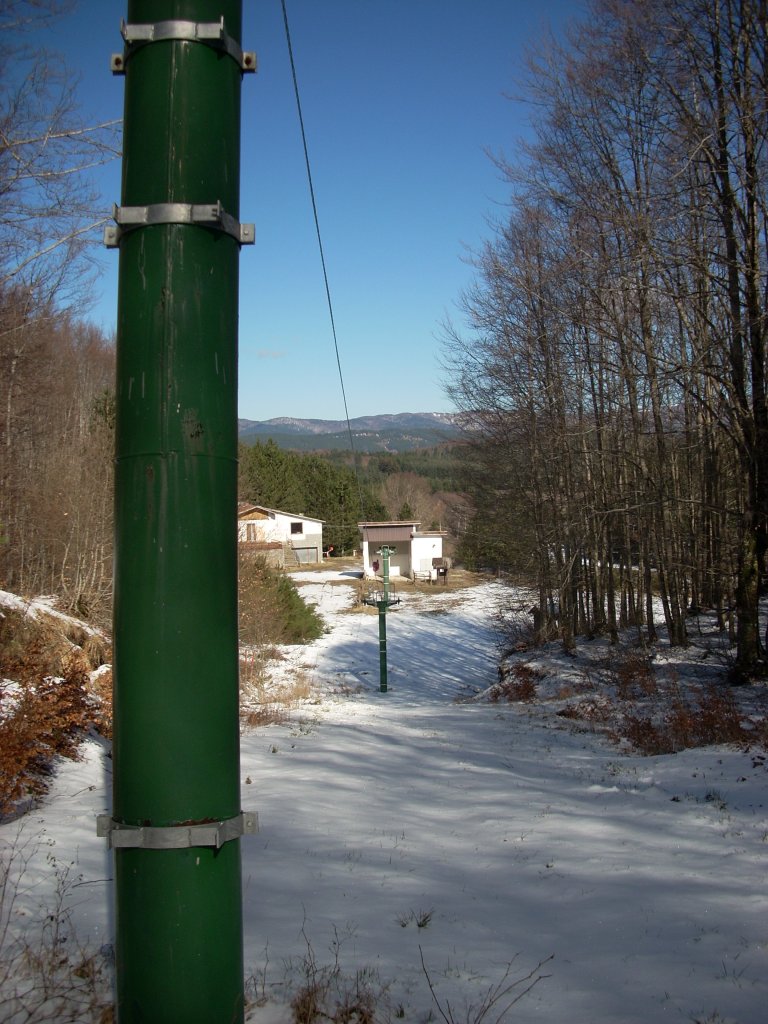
left=107, top=3, right=253, bottom=1020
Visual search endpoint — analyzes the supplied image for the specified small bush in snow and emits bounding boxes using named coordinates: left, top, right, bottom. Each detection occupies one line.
left=239, top=556, right=323, bottom=646
left=491, top=663, right=543, bottom=703
left=419, top=947, right=552, bottom=1024
left=608, top=649, right=658, bottom=700
left=286, top=928, right=387, bottom=1024
left=616, top=684, right=760, bottom=755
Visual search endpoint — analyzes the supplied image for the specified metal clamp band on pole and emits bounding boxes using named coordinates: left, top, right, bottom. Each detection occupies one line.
left=97, top=811, right=258, bottom=850
left=111, top=17, right=257, bottom=74
left=104, top=201, right=255, bottom=248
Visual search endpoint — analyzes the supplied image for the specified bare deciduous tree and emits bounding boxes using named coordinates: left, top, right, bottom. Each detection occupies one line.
left=0, top=0, right=120, bottom=301
left=446, top=0, right=768, bottom=676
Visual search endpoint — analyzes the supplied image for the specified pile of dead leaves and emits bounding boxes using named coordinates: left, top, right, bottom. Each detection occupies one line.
left=0, top=595, right=111, bottom=818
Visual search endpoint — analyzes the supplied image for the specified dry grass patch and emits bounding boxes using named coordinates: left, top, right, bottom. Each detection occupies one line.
left=240, top=654, right=315, bottom=730
left=406, top=569, right=488, bottom=595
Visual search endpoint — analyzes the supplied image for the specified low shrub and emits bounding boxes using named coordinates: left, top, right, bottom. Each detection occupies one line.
left=491, top=663, right=542, bottom=703
left=615, top=684, right=762, bottom=755
left=617, top=712, right=673, bottom=755
left=239, top=556, right=323, bottom=646
left=609, top=649, right=657, bottom=700
left=557, top=696, right=614, bottom=724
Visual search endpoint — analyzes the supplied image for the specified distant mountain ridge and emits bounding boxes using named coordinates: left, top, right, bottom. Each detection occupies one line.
left=237, top=411, right=463, bottom=452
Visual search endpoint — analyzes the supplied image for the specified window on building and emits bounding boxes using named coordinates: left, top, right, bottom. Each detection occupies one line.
left=290, top=522, right=303, bottom=535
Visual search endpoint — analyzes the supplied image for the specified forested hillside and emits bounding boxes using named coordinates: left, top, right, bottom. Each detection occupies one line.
left=327, top=445, right=471, bottom=543
left=327, top=445, right=469, bottom=497
left=238, top=441, right=472, bottom=555
left=1, top=2, right=119, bottom=625
left=445, top=0, right=768, bottom=679
left=238, top=441, right=387, bottom=554
left=237, top=412, right=461, bottom=452
left=0, top=296, right=115, bottom=623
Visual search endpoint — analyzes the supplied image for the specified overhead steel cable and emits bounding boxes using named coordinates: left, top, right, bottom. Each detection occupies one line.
left=280, top=0, right=366, bottom=518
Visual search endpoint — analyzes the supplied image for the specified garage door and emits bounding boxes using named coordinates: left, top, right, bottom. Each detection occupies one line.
left=293, top=547, right=318, bottom=564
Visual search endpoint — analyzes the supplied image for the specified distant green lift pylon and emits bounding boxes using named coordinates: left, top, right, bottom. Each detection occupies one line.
left=363, top=545, right=400, bottom=692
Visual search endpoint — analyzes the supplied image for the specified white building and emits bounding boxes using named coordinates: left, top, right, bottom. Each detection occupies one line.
left=238, top=504, right=324, bottom=566
left=358, top=521, right=448, bottom=581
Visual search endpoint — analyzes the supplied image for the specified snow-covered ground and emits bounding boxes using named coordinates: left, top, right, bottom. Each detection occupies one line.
left=2, top=572, right=767, bottom=1023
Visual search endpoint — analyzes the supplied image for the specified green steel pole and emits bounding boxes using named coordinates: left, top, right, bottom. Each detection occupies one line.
left=378, top=601, right=388, bottom=692
left=378, top=547, right=391, bottom=692
left=109, top=3, right=251, bottom=1021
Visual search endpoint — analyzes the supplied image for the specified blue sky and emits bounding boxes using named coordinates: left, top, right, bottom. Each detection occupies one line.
left=38, top=1, right=581, bottom=421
